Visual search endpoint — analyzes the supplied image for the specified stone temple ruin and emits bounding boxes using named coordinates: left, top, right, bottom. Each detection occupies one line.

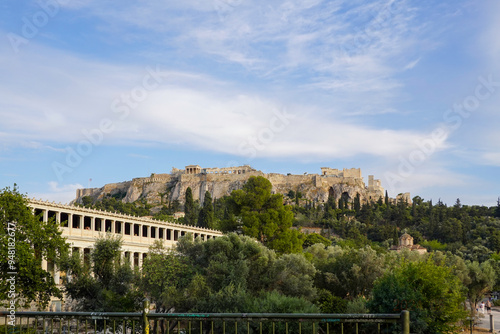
left=75, top=165, right=409, bottom=207
left=175, top=165, right=256, bottom=175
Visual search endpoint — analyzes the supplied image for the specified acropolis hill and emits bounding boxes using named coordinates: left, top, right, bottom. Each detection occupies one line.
left=74, top=165, right=410, bottom=206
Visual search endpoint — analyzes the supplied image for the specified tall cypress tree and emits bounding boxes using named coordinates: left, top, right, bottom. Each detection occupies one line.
left=392, top=227, right=399, bottom=246
left=184, top=187, right=196, bottom=225
left=326, top=193, right=337, bottom=211
left=198, top=191, right=214, bottom=228
left=353, top=193, right=361, bottom=213
left=495, top=197, right=500, bottom=218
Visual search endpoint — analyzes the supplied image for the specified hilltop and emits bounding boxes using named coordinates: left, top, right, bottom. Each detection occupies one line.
left=73, top=164, right=408, bottom=209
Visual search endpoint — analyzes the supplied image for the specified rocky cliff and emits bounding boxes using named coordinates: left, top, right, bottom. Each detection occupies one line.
left=74, top=165, right=390, bottom=207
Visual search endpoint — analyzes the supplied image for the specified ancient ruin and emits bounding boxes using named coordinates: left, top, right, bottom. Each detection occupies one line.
left=75, top=165, right=406, bottom=207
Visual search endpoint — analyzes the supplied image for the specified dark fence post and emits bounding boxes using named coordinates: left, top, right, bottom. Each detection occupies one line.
left=143, top=299, right=150, bottom=334
left=401, top=311, right=410, bottom=334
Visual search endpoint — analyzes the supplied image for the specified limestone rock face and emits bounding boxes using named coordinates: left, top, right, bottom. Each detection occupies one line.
left=74, top=166, right=388, bottom=207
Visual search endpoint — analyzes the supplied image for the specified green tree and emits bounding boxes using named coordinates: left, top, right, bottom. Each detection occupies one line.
left=219, top=205, right=239, bottom=232
left=464, top=260, right=495, bottom=319
left=314, top=289, right=347, bottom=313
left=295, top=191, right=302, bottom=206
left=193, top=288, right=319, bottom=333
left=248, top=291, right=319, bottom=333
left=353, top=193, right=361, bottom=213
left=270, top=253, right=317, bottom=301
left=495, top=197, right=500, bottom=218
left=141, top=241, right=194, bottom=312
left=197, top=191, right=214, bottom=228
left=81, top=195, right=93, bottom=207
left=392, top=227, right=399, bottom=246
left=267, top=228, right=304, bottom=254
left=176, top=233, right=277, bottom=295
left=230, top=176, right=302, bottom=253
left=62, top=235, right=141, bottom=311
left=302, top=233, right=331, bottom=248
left=310, top=245, right=386, bottom=299
left=0, top=186, right=69, bottom=309
left=489, top=254, right=500, bottom=291
left=184, top=187, right=197, bottom=225
left=490, top=230, right=500, bottom=253
left=368, top=257, right=467, bottom=334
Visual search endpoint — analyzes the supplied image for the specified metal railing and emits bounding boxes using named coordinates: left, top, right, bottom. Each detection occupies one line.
left=1, top=308, right=410, bottom=334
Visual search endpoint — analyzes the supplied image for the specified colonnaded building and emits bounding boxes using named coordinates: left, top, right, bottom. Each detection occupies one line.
left=28, top=198, right=223, bottom=311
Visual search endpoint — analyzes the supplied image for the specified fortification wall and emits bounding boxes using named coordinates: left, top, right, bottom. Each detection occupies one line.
left=343, top=168, right=362, bottom=178
left=320, top=167, right=362, bottom=178
left=75, top=188, right=100, bottom=199
left=266, top=173, right=316, bottom=185
left=74, top=166, right=396, bottom=207
left=203, top=165, right=256, bottom=174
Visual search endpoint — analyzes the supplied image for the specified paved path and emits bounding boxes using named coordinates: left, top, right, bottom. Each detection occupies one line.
left=476, top=308, right=500, bottom=333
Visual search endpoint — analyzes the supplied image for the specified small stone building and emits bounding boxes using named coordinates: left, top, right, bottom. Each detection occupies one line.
left=390, top=232, right=427, bottom=254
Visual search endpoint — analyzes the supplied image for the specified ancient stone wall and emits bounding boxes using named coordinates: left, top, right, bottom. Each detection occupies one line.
left=320, top=167, right=362, bottom=179
left=74, top=166, right=392, bottom=207
left=203, top=165, right=256, bottom=175
left=396, top=192, right=412, bottom=204
left=75, top=188, right=100, bottom=198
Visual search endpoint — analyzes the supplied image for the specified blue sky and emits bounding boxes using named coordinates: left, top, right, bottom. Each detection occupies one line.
left=1, top=0, right=499, bottom=206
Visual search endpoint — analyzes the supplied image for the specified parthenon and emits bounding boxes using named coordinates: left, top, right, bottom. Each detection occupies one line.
left=182, top=164, right=256, bottom=175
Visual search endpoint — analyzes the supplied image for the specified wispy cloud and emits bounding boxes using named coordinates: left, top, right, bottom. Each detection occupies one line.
left=53, top=1, right=440, bottom=95
left=403, top=57, right=421, bottom=70
left=2, top=0, right=497, bottom=206
left=0, top=40, right=436, bottom=162
left=482, top=152, right=500, bottom=167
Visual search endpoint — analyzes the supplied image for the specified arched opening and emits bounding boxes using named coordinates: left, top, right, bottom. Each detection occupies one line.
left=340, top=192, right=351, bottom=209
left=328, top=187, right=335, bottom=198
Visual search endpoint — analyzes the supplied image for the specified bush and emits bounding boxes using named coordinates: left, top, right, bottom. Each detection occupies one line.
left=368, top=257, right=467, bottom=334
left=345, top=296, right=368, bottom=314
left=314, top=289, right=347, bottom=313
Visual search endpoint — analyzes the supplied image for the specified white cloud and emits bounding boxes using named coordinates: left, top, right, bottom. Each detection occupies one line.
left=0, top=40, right=442, bottom=163
left=403, top=57, right=421, bottom=70
left=131, top=85, right=440, bottom=160
left=20, top=142, right=67, bottom=152
left=373, top=157, right=473, bottom=202
left=481, top=1, right=500, bottom=67
left=51, top=0, right=434, bottom=97
left=482, top=152, right=500, bottom=166
left=2, top=0, right=498, bottom=207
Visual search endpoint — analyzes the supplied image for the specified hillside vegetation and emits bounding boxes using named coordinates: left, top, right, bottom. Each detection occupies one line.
left=80, top=176, right=500, bottom=262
